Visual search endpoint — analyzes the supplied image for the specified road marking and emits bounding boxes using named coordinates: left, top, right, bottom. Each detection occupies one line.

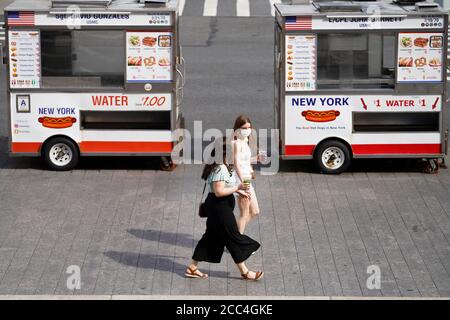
left=269, top=0, right=282, bottom=17
left=203, top=0, right=218, bottom=16
left=178, top=0, right=186, bottom=16
left=236, top=0, right=250, bottom=17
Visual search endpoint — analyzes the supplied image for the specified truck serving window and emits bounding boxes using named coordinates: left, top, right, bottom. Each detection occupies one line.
left=41, top=30, right=124, bottom=88
left=317, top=33, right=395, bottom=89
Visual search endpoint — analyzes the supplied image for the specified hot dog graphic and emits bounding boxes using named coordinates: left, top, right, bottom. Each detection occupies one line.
left=38, top=116, right=77, bottom=129
left=301, top=110, right=340, bottom=122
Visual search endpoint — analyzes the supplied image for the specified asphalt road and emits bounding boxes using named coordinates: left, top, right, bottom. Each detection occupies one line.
left=180, top=17, right=274, bottom=133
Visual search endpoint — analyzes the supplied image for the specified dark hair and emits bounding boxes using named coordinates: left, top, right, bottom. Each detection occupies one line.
left=233, top=115, right=253, bottom=146
left=201, top=137, right=233, bottom=181
left=233, top=115, right=252, bottom=132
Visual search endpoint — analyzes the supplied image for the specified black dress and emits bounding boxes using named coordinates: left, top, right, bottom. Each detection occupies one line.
left=192, top=192, right=261, bottom=264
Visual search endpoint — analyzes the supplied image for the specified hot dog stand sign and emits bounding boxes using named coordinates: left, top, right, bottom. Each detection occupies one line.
left=275, top=0, right=447, bottom=174
left=5, top=0, right=185, bottom=171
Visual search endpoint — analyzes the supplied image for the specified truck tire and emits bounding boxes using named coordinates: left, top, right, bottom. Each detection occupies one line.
left=314, top=140, right=351, bottom=174
left=43, top=137, right=79, bottom=171
left=160, top=156, right=177, bottom=171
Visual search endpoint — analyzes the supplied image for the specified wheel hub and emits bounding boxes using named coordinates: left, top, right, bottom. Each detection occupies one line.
left=322, top=147, right=345, bottom=170
left=49, top=143, right=73, bottom=167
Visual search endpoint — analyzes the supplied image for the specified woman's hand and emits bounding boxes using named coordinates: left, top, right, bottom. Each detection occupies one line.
left=236, top=190, right=251, bottom=199
left=237, top=183, right=250, bottom=191
left=257, top=152, right=267, bottom=163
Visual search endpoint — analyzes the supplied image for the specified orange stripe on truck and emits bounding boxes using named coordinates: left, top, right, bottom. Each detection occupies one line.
left=285, top=145, right=315, bottom=156
left=79, top=141, right=173, bottom=153
left=11, top=142, right=42, bottom=153
left=352, top=144, right=441, bottom=155
left=285, top=144, right=442, bottom=156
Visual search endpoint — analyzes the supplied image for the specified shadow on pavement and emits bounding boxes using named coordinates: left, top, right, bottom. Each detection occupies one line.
left=0, top=137, right=43, bottom=169
left=128, top=229, right=196, bottom=249
left=104, top=250, right=231, bottom=279
left=277, top=157, right=437, bottom=174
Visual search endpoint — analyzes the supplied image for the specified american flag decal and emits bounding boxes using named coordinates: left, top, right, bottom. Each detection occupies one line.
left=7, top=11, right=35, bottom=26
left=285, top=16, right=312, bottom=30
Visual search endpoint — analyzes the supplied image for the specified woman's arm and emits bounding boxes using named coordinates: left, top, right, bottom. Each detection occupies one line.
left=233, top=141, right=245, bottom=182
left=213, top=181, right=240, bottom=198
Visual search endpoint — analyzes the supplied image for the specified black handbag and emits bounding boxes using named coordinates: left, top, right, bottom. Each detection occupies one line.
left=198, top=182, right=208, bottom=218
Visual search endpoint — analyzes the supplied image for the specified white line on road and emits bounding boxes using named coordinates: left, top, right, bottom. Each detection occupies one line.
left=270, top=0, right=282, bottom=17
left=236, top=0, right=250, bottom=17
left=178, top=0, right=185, bottom=16
left=203, top=0, right=218, bottom=17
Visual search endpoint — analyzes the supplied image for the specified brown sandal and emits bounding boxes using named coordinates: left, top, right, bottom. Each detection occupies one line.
left=185, top=266, right=208, bottom=279
left=241, top=270, right=264, bottom=281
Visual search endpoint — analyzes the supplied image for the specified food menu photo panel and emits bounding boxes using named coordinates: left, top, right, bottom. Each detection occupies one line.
left=126, top=31, right=173, bottom=83
left=397, top=32, right=443, bottom=83
left=8, top=30, right=41, bottom=89
left=285, top=34, right=317, bottom=91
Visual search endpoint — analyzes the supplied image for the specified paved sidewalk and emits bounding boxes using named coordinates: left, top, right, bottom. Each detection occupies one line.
left=0, top=151, right=450, bottom=297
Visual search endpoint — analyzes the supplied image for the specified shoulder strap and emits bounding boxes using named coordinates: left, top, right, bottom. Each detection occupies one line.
left=202, top=182, right=207, bottom=195
left=200, top=181, right=208, bottom=202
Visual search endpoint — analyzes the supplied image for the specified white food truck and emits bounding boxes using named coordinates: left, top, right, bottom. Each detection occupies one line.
left=274, top=0, right=448, bottom=173
left=3, top=0, right=184, bottom=170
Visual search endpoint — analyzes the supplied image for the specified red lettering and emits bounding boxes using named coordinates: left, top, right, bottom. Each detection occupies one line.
left=91, top=96, right=129, bottom=107
left=158, top=97, right=166, bottom=106
left=385, top=100, right=415, bottom=107
left=92, top=96, right=102, bottom=106
left=386, top=100, right=396, bottom=107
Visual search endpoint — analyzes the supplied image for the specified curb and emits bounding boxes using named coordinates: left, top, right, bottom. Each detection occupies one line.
left=0, top=295, right=449, bottom=300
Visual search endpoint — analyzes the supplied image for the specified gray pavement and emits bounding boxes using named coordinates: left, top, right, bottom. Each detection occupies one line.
left=0, top=16, right=450, bottom=297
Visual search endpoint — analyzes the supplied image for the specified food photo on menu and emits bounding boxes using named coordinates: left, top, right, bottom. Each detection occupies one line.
left=397, top=33, right=443, bottom=82
left=129, top=35, right=140, bottom=46
left=143, top=36, right=157, bottom=47
left=128, top=56, right=142, bottom=66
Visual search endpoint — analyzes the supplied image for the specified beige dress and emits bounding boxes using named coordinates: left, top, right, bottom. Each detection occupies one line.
left=233, top=139, right=260, bottom=216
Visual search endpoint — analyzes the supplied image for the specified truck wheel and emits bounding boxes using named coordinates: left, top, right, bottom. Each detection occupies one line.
left=43, top=137, right=79, bottom=171
left=314, top=140, right=351, bottom=174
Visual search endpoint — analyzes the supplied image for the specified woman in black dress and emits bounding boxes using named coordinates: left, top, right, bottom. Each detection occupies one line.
left=185, top=141, right=264, bottom=281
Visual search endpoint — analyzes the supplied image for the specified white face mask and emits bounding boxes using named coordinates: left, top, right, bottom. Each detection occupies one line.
left=239, top=128, right=251, bottom=138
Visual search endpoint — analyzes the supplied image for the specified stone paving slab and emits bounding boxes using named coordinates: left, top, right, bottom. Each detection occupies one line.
left=1, top=156, right=450, bottom=297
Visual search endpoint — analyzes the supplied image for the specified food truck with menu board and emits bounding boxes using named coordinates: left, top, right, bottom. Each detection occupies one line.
left=3, top=0, right=184, bottom=170
left=274, top=0, right=448, bottom=173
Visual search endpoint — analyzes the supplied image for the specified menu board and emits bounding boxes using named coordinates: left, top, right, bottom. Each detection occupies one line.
left=126, top=32, right=172, bottom=83
left=285, top=35, right=316, bottom=91
left=8, top=30, right=41, bottom=89
left=397, top=32, right=443, bottom=83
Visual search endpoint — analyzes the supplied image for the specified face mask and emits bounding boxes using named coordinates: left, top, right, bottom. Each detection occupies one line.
left=239, top=128, right=251, bottom=137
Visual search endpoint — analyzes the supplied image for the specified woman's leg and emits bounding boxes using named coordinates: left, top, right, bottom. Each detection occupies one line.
left=249, top=185, right=260, bottom=217
left=186, top=260, right=208, bottom=278
left=237, top=196, right=252, bottom=234
left=236, top=262, right=263, bottom=280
